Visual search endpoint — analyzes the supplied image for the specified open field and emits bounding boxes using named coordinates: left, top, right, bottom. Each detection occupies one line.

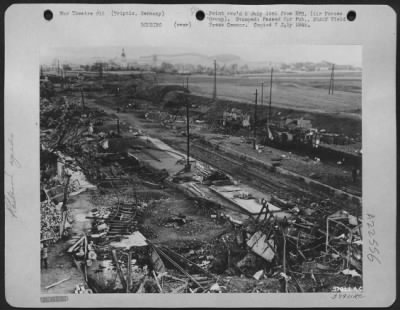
left=157, top=71, right=362, bottom=117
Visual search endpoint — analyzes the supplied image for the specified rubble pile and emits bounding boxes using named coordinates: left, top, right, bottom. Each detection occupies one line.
left=40, top=200, right=63, bottom=242
left=236, top=204, right=363, bottom=292
left=59, top=154, right=363, bottom=294
left=74, top=283, right=93, bottom=294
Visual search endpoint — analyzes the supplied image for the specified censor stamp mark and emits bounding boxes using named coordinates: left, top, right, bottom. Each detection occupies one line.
left=40, top=296, right=69, bottom=303
left=331, top=292, right=365, bottom=300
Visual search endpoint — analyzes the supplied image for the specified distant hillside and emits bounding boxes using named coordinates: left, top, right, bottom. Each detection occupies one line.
left=214, top=54, right=241, bottom=63
left=138, top=53, right=243, bottom=66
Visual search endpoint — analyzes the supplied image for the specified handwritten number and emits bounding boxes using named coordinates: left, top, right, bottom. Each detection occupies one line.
left=369, top=238, right=378, bottom=247
left=365, top=214, right=381, bottom=265
left=367, top=253, right=381, bottom=264
left=369, top=246, right=380, bottom=255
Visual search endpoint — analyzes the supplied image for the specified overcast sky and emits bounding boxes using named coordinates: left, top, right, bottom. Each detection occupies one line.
left=41, top=44, right=361, bottom=66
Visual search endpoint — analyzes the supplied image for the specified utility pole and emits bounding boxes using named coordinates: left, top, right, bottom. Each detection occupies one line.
left=212, top=59, right=217, bottom=100
left=261, top=82, right=265, bottom=127
left=186, top=76, right=189, bottom=90
left=253, top=89, right=258, bottom=150
left=261, top=82, right=264, bottom=106
left=117, top=118, right=120, bottom=135
left=61, top=68, right=65, bottom=89
left=329, top=64, right=335, bottom=95
left=185, top=95, right=191, bottom=171
left=268, top=68, right=273, bottom=126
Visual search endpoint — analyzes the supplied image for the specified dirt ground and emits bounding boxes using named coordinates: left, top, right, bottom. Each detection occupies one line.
left=80, top=97, right=233, bottom=245
left=143, top=195, right=230, bottom=245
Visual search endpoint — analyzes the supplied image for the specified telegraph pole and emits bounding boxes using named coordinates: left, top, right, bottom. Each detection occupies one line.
left=261, top=82, right=264, bottom=106
left=185, top=94, right=191, bottom=171
left=186, top=76, right=189, bottom=90
left=261, top=82, right=265, bottom=127
left=61, top=68, right=65, bottom=89
left=253, top=89, right=258, bottom=149
left=329, top=64, right=335, bottom=94
left=268, top=68, right=273, bottom=126
left=212, top=59, right=217, bottom=100
left=117, top=118, right=120, bottom=135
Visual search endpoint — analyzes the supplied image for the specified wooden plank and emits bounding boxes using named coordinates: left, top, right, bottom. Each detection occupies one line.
left=45, top=276, right=71, bottom=290
left=67, top=236, right=85, bottom=253
left=127, top=251, right=132, bottom=293
left=152, top=271, right=163, bottom=293
left=151, top=248, right=166, bottom=273
left=111, top=249, right=127, bottom=291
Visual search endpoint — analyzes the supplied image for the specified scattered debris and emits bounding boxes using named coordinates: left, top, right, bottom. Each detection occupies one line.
left=253, top=270, right=264, bottom=280
left=74, top=283, right=93, bottom=294
left=45, top=276, right=72, bottom=290
left=247, top=231, right=275, bottom=262
left=341, top=269, right=361, bottom=278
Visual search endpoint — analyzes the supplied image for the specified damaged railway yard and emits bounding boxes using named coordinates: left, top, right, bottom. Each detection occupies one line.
left=40, top=64, right=362, bottom=294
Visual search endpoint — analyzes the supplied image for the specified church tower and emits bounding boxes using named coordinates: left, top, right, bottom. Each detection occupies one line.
left=121, top=48, right=127, bottom=69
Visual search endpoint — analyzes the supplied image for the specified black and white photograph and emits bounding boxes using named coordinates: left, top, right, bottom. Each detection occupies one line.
left=39, top=45, right=363, bottom=294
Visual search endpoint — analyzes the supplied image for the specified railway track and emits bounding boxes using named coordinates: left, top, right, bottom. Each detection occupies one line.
left=193, top=145, right=285, bottom=192
left=187, top=142, right=320, bottom=200
left=187, top=142, right=364, bottom=215
left=88, top=100, right=359, bottom=211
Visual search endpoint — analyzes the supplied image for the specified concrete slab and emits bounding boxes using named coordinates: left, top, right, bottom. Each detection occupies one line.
left=247, top=231, right=275, bottom=262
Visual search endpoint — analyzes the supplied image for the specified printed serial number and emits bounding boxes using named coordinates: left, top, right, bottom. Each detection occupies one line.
left=141, top=22, right=162, bottom=27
